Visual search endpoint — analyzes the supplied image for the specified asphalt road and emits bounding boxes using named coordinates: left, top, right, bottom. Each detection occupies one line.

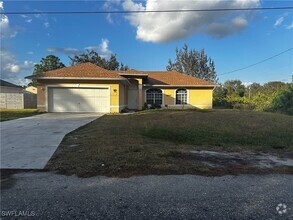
left=1, top=172, right=292, bottom=219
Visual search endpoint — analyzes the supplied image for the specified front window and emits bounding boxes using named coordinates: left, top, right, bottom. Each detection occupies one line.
left=146, top=88, right=162, bottom=105
left=176, top=89, right=187, bottom=104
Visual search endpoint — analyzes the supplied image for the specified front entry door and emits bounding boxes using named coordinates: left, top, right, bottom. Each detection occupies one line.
left=128, top=88, right=138, bottom=109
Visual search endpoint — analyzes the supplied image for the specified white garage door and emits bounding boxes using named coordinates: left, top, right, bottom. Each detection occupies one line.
left=48, top=87, right=110, bottom=113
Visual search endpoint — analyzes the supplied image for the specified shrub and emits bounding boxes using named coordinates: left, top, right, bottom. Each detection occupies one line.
left=269, top=87, right=293, bottom=115
left=150, top=103, right=162, bottom=109
left=142, top=102, right=148, bottom=110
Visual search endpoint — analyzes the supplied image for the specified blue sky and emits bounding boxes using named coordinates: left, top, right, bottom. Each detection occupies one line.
left=1, top=0, right=293, bottom=86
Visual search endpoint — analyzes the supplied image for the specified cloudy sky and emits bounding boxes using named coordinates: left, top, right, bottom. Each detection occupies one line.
left=1, top=0, right=293, bottom=85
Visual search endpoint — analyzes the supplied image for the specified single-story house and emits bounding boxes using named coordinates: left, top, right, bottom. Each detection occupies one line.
left=0, top=79, right=23, bottom=93
left=0, top=79, right=24, bottom=109
left=0, top=80, right=37, bottom=109
left=27, top=62, right=218, bottom=113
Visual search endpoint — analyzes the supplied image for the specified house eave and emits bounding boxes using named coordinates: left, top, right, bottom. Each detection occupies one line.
left=28, top=76, right=131, bottom=86
left=28, top=77, right=127, bottom=81
left=118, top=73, right=149, bottom=77
left=143, top=84, right=219, bottom=88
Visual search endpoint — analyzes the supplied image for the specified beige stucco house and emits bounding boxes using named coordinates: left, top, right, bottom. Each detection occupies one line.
left=28, top=62, right=218, bottom=113
left=25, top=86, right=37, bottom=94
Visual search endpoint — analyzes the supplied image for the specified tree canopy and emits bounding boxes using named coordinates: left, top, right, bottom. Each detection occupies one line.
left=69, top=50, right=129, bottom=71
left=213, top=80, right=292, bottom=114
left=33, top=55, right=65, bottom=74
left=166, top=44, right=218, bottom=82
left=29, top=55, right=65, bottom=87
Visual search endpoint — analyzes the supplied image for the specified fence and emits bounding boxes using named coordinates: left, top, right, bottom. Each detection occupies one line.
left=0, top=93, right=37, bottom=109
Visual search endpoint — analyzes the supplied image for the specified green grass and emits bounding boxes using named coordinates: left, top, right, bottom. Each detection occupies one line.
left=0, top=109, right=40, bottom=121
left=142, top=111, right=292, bottom=151
left=46, top=109, right=293, bottom=177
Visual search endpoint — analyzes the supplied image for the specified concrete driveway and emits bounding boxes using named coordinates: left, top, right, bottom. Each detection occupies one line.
left=0, top=113, right=102, bottom=169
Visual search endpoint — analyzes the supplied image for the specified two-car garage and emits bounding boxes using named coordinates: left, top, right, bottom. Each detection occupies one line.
left=48, top=87, right=110, bottom=113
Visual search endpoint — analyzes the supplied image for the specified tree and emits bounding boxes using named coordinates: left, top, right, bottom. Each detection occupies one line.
left=224, top=80, right=246, bottom=97
left=119, top=63, right=129, bottom=71
left=29, top=55, right=65, bottom=87
left=166, top=44, right=218, bottom=82
left=269, top=86, right=293, bottom=115
left=69, top=50, right=128, bottom=71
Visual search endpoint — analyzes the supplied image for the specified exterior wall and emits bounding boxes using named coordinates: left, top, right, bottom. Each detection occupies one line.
left=37, top=83, right=46, bottom=111
left=0, top=86, right=23, bottom=93
left=36, top=80, right=122, bottom=113
left=142, top=87, right=214, bottom=109
left=119, top=83, right=128, bottom=111
left=188, top=88, right=213, bottom=109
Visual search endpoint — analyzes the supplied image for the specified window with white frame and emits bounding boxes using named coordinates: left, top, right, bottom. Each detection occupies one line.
left=146, top=88, right=162, bottom=105
left=176, top=89, right=187, bottom=104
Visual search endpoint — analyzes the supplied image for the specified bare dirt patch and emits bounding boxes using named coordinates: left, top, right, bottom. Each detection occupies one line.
left=180, top=150, right=293, bottom=169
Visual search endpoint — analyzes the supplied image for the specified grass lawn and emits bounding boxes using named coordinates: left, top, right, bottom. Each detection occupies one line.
left=46, top=109, right=293, bottom=177
left=0, top=109, right=40, bottom=122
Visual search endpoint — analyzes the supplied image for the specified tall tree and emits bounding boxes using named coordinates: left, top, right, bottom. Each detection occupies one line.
left=33, top=55, right=65, bottom=73
left=166, top=44, right=218, bottom=82
left=224, top=80, right=246, bottom=97
left=69, top=50, right=128, bottom=71
left=29, top=55, right=65, bottom=87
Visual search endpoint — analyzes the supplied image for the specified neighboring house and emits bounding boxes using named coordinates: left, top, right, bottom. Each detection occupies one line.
left=25, top=86, right=37, bottom=94
left=0, top=79, right=24, bottom=109
left=0, top=80, right=37, bottom=109
left=0, top=79, right=23, bottom=93
left=27, top=62, right=218, bottom=113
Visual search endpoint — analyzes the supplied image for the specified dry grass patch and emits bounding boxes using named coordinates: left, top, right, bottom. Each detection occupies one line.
left=46, top=109, right=293, bottom=177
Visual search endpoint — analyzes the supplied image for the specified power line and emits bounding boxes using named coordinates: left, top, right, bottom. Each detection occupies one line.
left=1, top=6, right=293, bottom=15
left=219, top=48, right=293, bottom=76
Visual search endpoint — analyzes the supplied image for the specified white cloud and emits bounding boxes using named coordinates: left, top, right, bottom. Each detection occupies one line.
left=21, top=15, right=33, bottom=23
left=106, top=14, right=113, bottom=24
left=47, top=39, right=113, bottom=59
left=85, top=38, right=112, bottom=58
left=44, top=22, right=50, bottom=28
left=274, top=17, right=284, bottom=27
left=6, top=63, right=20, bottom=73
left=121, top=0, right=260, bottom=43
left=100, top=38, right=110, bottom=54
left=0, top=49, right=35, bottom=85
left=103, top=0, right=121, bottom=24
left=27, top=51, right=34, bottom=55
left=47, top=47, right=80, bottom=55
left=0, top=1, right=17, bottom=39
left=286, top=22, right=293, bottom=30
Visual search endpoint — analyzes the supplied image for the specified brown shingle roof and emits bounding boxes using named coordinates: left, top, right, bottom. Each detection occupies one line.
left=144, top=71, right=217, bottom=86
left=33, top=62, right=217, bottom=86
left=36, top=62, right=123, bottom=79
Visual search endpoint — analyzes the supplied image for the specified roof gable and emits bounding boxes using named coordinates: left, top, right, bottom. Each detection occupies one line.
left=0, top=79, right=23, bottom=88
left=35, top=62, right=123, bottom=79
